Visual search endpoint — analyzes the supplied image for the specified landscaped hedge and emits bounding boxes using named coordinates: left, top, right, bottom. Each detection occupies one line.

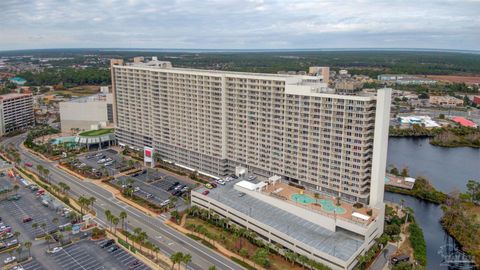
left=408, top=223, right=427, bottom=266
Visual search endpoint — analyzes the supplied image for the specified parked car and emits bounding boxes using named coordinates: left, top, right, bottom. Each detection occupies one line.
left=160, top=200, right=170, bottom=207
left=0, top=233, right=13, bottom=240
left=108, top=245, right=119, bottom=252
left=4, top=256, right=16, bottom=264
left=128, top=260, right=141, bottom=269
left=248, top=175, right=256, bottom=181
left=216, top=180, right=225, bottom=185
left=104, top=161, right=114, bottom=166
left=167, top=183, right=178, bottom=191
left=36, top=190, right=45, bottom=196
left=202, top=190, right=209, bottom=195
left=100, top=239, right=115, bottom=248
left=47, top=247, right=63, bottom=254
left=22, top=216, right=33, bottom=223
left=7, top=195, right=21, bottom=201
left=42, top=200, right=49, bottom=207
left=7, top=239, right=18, bottom=247
left=97, top=159, right=106, bottom=164
left=391, top=254, right=410, bottom=265
left=146, top=194, right=153, bottom=199
left=24, top=162, right=32, bottom=167
left=204, top=183, right=213, bottom=189
left=134, top=187, right=140, bottom=192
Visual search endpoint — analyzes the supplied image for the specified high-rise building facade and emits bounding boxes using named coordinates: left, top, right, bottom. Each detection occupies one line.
left=111, top=58, right=391, bottom=205
left=0, top=93, right=34, bottom=137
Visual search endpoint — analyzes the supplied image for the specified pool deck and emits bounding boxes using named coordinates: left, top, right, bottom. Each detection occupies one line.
left=262, top=181, right=374, bottom=223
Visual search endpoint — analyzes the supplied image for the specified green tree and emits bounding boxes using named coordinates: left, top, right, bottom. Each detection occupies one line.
left=252, top=248, right=270, bottom=267
left=24, top=241, right=32, bottom=258
left=119, top=211, right=127, bottom=230
left=170, top=252, right=183, bottom=270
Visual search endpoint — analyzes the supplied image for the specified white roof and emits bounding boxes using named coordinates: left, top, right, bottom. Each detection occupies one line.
left=235, top=180, right=266, bottom=191
left=352, top=212, right=370, bottom=221
left=405, top=177, right=416, bottom=183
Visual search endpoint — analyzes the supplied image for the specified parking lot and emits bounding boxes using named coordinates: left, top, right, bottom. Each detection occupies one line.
left=49, top=239, right=150, bottom=270
left=13, top=258, right=45, bottom=270
left=0, top=172, right=151, bottom=270
left=0, top=181, right=71, bottom=239
left=75, top=149, right=135, bottom=177
left=113, top=168, right=196, bottom=209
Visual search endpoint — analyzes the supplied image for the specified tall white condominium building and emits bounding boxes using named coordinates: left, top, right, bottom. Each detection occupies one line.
left=112, top=57, right=391, bottom=269
left=112, top=57, right=391, bottom=204
left=0, top=93, right=34, bottom=137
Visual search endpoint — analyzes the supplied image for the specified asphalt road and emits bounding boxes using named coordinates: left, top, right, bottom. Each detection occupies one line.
left=1, top=134, right=244, bottom=270
left=370, top=243, right=397, bottom=270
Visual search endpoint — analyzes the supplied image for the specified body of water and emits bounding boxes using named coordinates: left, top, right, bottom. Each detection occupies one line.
left=385, top=192, right=475, bottom=269
left=387, top=137, right=480, bottom=193
left=386, top=138, right=478, bottom=269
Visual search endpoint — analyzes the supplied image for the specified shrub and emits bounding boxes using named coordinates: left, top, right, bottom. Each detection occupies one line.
left=408, top=223, right=426, bottom=266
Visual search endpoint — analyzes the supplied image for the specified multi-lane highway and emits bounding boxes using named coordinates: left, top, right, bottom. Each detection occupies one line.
left=1, top=134, right=244, bottom=270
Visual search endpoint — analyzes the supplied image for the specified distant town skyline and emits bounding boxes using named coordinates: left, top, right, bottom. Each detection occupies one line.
left=1, top=0, right=479, bottom=51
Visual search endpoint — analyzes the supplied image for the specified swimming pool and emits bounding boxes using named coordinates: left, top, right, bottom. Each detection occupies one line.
left=291, top=193, right=316, bottom=204
left=317, top=199, right=346, bottom=214
left=291, top=194, right=347, bottom=214
left=50, top=136, right=77, bottom=145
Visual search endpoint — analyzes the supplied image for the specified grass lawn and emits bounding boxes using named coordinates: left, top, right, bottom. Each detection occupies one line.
left=185, top=217, right=303, bottom=270
left=79, top=128, right=113, bottom=136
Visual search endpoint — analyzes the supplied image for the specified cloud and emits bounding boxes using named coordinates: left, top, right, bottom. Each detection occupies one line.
left=0, top=0, right=479, bottom=50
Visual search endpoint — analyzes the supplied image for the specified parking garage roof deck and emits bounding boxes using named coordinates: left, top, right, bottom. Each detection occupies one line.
left=195, top=179, right=364, bottom=262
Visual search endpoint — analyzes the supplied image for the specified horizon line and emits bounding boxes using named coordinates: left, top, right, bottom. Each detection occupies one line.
left=1, top=47, right=480, bottom=54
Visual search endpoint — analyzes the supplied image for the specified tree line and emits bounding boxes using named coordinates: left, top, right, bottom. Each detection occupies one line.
left=18, top=68, right=110, bottom=87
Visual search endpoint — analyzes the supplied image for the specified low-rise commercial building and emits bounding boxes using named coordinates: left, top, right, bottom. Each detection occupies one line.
left=429, top=95, right=464, bottom=107
left=398, top=116, right=440, bottom=128
left=378, top=74, right=437, bottom=85
left=59, top=87, right=114, bottom=133
left=0, top=93, right=34, bottom=136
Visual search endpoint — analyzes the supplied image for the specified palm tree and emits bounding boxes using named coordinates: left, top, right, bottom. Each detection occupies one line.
left=208, top=266, right=217, bottom=270
left=119, top=211, right=127, bottom=230
left=15, top=246, right=22, bottom=260
left=41, top=223, right=47, bottom=233
left=45, top=234, right=52, bottom=249
left=182, top=253, right=192, bottom=269
left=284, top=251, right=297, bottom=265
left=31, top=223, right=38, bottom=232
left=112, top=217, right=119, bottom=234
left=152, top=245, right=160, bottom=262
left=52, top=217, right=59, bottom=227
left=298, top=255, right=308, bottom=269
left=170, top=252, right=183, bottom=270
left=57, top=233, right=64, bottom=245
left=24, top=241, right=32, bottom=258
left=14, top=231, right=21, bottom=243
left=89, top=196, right=96, bottom=209
left=104, top=209, right=112, bottom=229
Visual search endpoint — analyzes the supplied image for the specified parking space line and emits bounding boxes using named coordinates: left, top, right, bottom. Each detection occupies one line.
left=56, top=249, right=87, bottom=270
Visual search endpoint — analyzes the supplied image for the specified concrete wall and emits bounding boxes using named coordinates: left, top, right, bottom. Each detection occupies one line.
left=59, top=101, right=109, bottom=132
left=369, top=88, right=392, bottom=208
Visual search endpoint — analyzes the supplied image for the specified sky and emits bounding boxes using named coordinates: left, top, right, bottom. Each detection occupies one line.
left=1, top=0, right=479, bottom=51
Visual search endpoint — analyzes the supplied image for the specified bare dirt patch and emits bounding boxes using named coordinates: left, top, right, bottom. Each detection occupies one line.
left=426, top=75, right=480, bottom=85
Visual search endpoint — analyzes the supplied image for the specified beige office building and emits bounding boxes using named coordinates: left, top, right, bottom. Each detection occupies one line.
left=0, top=93, right=34, bottom=137
left=111, top=58, right=391, bottom=205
